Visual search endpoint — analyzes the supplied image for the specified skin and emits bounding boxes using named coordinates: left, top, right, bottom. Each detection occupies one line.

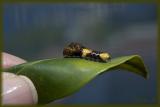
left=2, top=52, right=38, bottom=105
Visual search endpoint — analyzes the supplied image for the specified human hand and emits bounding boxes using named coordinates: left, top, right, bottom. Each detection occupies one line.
left=2, top=52, right=38, bottom=105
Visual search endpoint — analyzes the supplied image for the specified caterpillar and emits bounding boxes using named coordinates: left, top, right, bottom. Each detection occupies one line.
left=63, top=42, right=111, bottom=62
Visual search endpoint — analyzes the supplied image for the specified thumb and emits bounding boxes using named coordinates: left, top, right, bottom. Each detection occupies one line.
left=2, top=72, right=38, bottom=105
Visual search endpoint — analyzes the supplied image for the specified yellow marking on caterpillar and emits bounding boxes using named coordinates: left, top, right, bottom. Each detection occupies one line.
left=99, top=53, right=110, bottom=61
left=82, top=48, right=92, bottom=57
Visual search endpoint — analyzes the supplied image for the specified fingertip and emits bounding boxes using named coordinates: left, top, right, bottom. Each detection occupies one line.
left=2, top=52, right=26, bottom=69
left=2, top=72, right=38, bottom=105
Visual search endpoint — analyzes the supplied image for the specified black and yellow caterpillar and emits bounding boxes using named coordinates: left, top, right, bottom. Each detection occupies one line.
left=63, top=42, right=111, bottom=62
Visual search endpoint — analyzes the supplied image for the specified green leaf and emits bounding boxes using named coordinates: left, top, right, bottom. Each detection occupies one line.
left=4, top=55, right=148, bottom=104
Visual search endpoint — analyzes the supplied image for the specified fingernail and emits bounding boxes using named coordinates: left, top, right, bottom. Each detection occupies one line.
left=2, top=72, right=38, bottom=105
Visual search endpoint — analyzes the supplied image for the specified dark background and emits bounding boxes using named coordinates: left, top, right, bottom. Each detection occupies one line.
left=3, top=4, right=157, bottom=104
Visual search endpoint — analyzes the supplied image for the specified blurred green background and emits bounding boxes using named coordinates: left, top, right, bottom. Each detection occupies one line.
left=3, top=3, right=157, bottom=104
